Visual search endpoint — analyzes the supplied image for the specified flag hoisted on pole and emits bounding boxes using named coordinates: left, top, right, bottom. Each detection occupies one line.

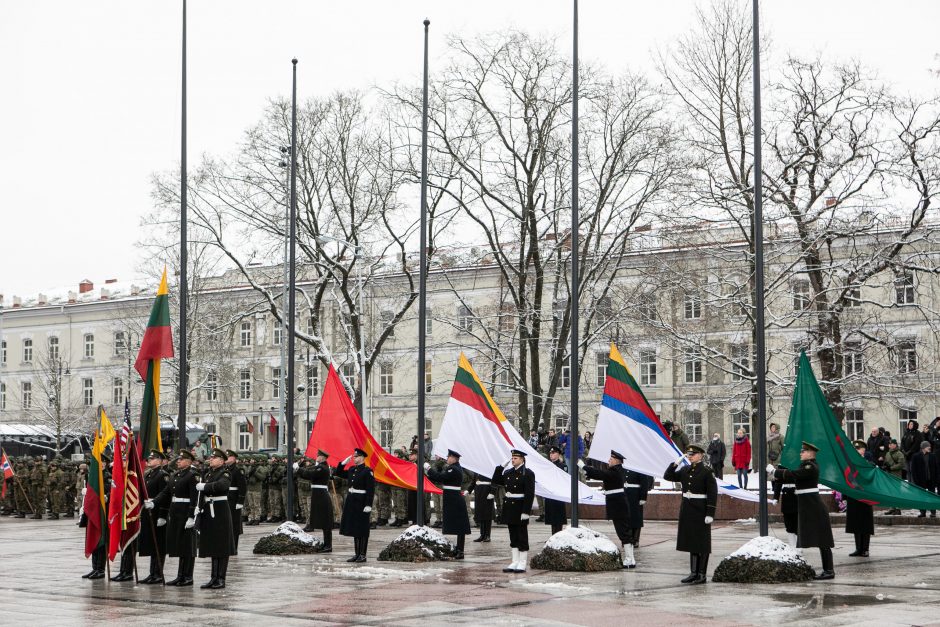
left=178, top=0, right=190, bottom=454
left=82, top=407, right=115, bottom=557
left=135, top=268, right=175, bottom=455
left=285, top=56, right=299, bottom=521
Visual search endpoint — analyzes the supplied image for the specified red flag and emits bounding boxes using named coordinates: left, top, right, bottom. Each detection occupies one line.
left=268, top=413, right=278, bottom=433
left=305, top=365, right=441, bottom=494
left=246, top=418, right=255, bottom=434
left=107, top=436, right=148, bottom=561
left=1, top=450, right=13, bottom=499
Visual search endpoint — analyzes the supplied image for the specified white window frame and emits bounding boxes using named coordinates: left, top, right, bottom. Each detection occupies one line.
left=595, top=351, right=608, bottom=387
left=238, top=422, right=251, bottom=451
left=683, top=292, right=701, bottom=320
left=639, top=348, right=657, bottom=386
left=272, top=320, right=282, bottom=346
left=457, top=305, right=473, bottom=333
left=82, top=378, right=94, bottom=407
left=896, top=340, right=917, bottom=374
left=48, top=336, right=59, bottom=361
left=84, top=333, right=95, bottom=359
left=684, top=347, right=703, bottom=384
left=206, top=371, right=218, bottom=402
left=731, top=410, right=750, bottom=438
left=845, top=408, right=865, bottom=442
left=895, top=271, right=915, bottom=305
left=899, top=407, right=918, bottom=437
left=22, top=381, right=32, bottom=409
left=22, top=339, right=33, bottom=363
left=844, top=341, right=863, bottom=375
left=239, top=369, right=252, bottom=400
left=792, top=279, right=811, bottom=311
left=683, top=409, right=703, bottom=443
left=560, top=356, right=571, bottom=389
left=731, top=344, right=750, bottom=382
left=380, top=363, right=394, bottom=396
left=113, top=331, right=126, bottom=356
left=112, top=377, right=124, bottom=405
left=379, top=418, right=394, bottom=449
left=240, top=321, right=252, bottom=347
left=272, top=367, right=282, bottom=399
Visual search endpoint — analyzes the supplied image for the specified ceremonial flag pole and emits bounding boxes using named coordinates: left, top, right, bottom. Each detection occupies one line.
left=569, top=0, right=581, bottom=527
left=178, top=0, right=190, bottom=454
left=285, top=57, right=299, bottom=521
left=416, top=17, right=431, bottom=528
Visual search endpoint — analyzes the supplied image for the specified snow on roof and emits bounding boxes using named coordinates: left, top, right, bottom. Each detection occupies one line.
left=0, top=423, right=84, bottom=438
left=4, top=276, right=155, bottom=310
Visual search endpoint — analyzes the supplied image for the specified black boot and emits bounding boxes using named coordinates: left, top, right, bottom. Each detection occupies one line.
left=551, top=523, right=563, bottom=535
left=814, top=548, right=835, bottom=580
left=175, top=557, right=194, bottom=586
left=692, top=554, right=709, bottom=584
left=201, top=558, right=219, bottom=589
left=347, top=538, right=360, bottom=562
left=483, top=520, right=492, bottom=541
left=860, top=534, right=870, bottom=557
left=321, top=527, right=332, bottom=552
left=681, top=554, right=699, bottom=583
left=454, top=535, right=465, bottom=560
left=165, top=558, right=185, bottom=586
left=209, top=557, right=227, bottom=589
left=849, top=533, right=863, bottom=556
left=355, top=536, right=369, bottom=562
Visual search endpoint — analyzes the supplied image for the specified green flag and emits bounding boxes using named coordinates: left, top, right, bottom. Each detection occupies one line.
left=781, top=352, right=940, bottom=510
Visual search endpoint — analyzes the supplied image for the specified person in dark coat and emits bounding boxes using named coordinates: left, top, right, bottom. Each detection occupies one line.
left=196, top=448, right=235, bottom=589
left=295, top=449, right=334, bottom=551
left=771, top=441, right=835, bottom=580
left=81, top=454, right=111, bottom=580
left=224, top=450, right=247, bottom=553
left=138, top=450, right=170, bottom=584
left=901, top=420, right=924, bottom=479
left=542, top=446, right=568, bottom=536
left=624, top=467, right=653, bottom=558
left=866, top=428, right=889, bottom=469
left=844, top=441, right=874, bottom=557
left=706, top=434, right=726, bottom=479
left=150, top=449, right=199, bottom=586
left=585, top=450, right=634, bottom=568
left=470, top=458, right=495, bottom=542
left=663, top=444, right=718, bottom=584
left=405, top=449, right=430, bottom=525
left=425, top=449, right=472, bottom=559
left=910, top=440, right=939, bottom=517
left=334, top=448, right=375, bottom=562
left=772, top=466, right=799, bottom=552
left=491, top=449, right=536, bottom=573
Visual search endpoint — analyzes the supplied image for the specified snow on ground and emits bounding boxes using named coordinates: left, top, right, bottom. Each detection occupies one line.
left=273, top=522, right=321, bottom=546
left=394, top=524, right=452, bottom=547
left=727, top=536, right=804, bottom=564
left=545, top=526, right=619, bottom=554
left=512, top=581, right=594, bottom=594
left=311, top=566, right=438, bottom=580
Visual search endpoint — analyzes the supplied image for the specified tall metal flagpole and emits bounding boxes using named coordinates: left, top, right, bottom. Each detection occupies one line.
left=285, top=58, right=299, bottom=521
left=177, top=0, right=189, bottom=452
left=416, top=18, right=430, bottom=528
left=569, top=0, right=580, bottom=527
left=751, top=0, right=769, bottom=537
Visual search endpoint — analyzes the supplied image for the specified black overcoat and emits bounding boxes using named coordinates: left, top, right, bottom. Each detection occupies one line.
left=335, top=462, right=375, bottom=538
left=296, top=461, right=335, bottom=529
left=153, top=466, right=198, bottom=558
left=585, top=463, right=630, bottom=522
left=490, top=463, right=535, bottom=525
left=772, top=477, right=799, bottom=534
left=427, top=462, right=471, bottom=535
left=773, top=459, right=834, bottom=549
left=663, top=461, right=717, bottom=554
left=844, top=496, right=874, bottom=535
left=198, top=465, right=236, bottom=558
left=138, top=466, right=169, bottom=557
left=624, top=469, right=651, bottom=528
left=542, top=458, right=568, bottom=527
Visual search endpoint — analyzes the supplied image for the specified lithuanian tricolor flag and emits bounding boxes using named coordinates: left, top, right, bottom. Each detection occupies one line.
left=82, top=407, right=115, bottom=557
left=135, top=269, right=174, bottom=454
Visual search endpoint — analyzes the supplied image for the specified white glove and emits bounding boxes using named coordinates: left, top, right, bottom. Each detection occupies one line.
left=293, top=462, right=300, bottom=471
left=520, top=513, right=530, bottom=521
left=363, top=506, right=372, bottom=513
left=639, top=500, right=646, bottom=506
left=195, top=482, right=206, bottom=491
left=342, top=455, right=352, bottom=465
left=184, top=517, right=195, bottom=529
left=157, top=518, right=167, bottom=527
left=236, top=504, right=243, bottom=510
left=423, top=462, right=431, bottom=471
left=504, top=459, right=513, bottom=468
left=81, top=487, right=87, bottom=497
left=487, top=494, right=495, bottom=500
left=766, top=464, right=776, bottom=474
left=704, top=516, right=714, bottom=525
left=676, top=454, right=687, bottom=465
left=144, top=499, right=154, bottom=510
left=577, top=459, right=585, bottom=468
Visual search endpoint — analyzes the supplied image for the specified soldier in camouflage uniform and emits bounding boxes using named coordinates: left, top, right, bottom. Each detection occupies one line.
left=373, top=481, right=392, bottom=527
left=390, top=448, right=409, bottom=526
left=244, top=456, right=261, bottom=525
left=29, top=457, right=47, bottom=519
left=46, top=459, right=67, bottom=519
left=63, top=461, right=77, bottom=518
left=268, top=456, right=284, bottom=522
left=74, top=463, right=88, bottom=518
left=13, top=458, right=31, bottom=517
left=295, top=456, right=310, bottom=525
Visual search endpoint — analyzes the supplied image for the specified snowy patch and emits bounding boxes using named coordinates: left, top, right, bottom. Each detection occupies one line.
left=272, top=521, right=320, bottom=546
left=728, top=536, right=803, bottom=564
left=915, top=582, right=928, bottom=588
left=311, top=565, right=436, bottom=580
left=394, top=524, right=452, bottom=547
left=544, top=526, right=619, bottom=555
left=513, top=581, right=594, bottom=593
left=734, top=518, right=757, bottom=524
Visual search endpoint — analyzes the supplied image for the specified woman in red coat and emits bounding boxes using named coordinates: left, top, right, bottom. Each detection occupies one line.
left=731, top=428, right=752, bottom=489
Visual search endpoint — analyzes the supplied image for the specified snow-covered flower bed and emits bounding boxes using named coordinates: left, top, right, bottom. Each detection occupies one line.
left=713, top=536, right=814, bottom=583
left=531, top=526, right=622, bottom=572
left=545, top=526, right=620, bottom=554
left=378, top=525, right=456, bottom=562
left=253, top=521, right=325, bottom=555
left=728, top=536, right=803, bottom=564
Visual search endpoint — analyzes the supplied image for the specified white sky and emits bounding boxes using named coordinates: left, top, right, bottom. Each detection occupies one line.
left=1, top=0, right=937, bottom=300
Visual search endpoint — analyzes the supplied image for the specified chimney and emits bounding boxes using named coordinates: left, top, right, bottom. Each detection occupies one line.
left=37, top=293, right=47, bottom=306
left=12, top=296, right=22, bottom=308
left=825, top=196, right=837, bottom=208
left=130, top=284, right=140, bottom=296
left=79, top=279, right=94, bottom=294
left=105, top=278, right=117, bottom=285
left=100, top=288, right=110, bottom=300
left=68, top=291, right=77, bottom=304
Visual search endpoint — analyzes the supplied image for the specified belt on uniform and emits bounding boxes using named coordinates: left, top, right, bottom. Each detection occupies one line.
left=683, top=493, right=707, bottom=499
left=781, top=484, right=796, bottom=489
left=311, top=484, right=329, bottom=490
left=795, top=488, right=819, bottom=495
left=442, top=485, right=462, bottom=491
left=504, top=493, right=524, bottom=499
left=348, top=488, right=366, bottom=494
left=624, top=483, right=642, bottom=488
left=475, top=481, right=491, bottom=486
left=228, top=487, right=238, bottom=491
left=603, top=488, right=624, bottom=495
left=172, top=497, right=190, bottom=503
left=205, top=495, right=227, bottom=518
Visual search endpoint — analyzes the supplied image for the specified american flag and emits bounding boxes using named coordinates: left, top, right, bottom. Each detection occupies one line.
left=118, top=399, right=133, bottom=462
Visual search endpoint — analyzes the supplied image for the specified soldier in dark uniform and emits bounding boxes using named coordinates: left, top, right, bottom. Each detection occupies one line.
left=845, top=440, right=874, bottom=558
left=623, top=467, right=653, bottom=565
left=406, top=448, right=430, bottom=525
left=224, top=450, right=247, bottom=553
left=771, top=441, right=835, bottom=580
left=772, top=461, right=800, bottom=552
left=139, top=450, right=170, bottom=584
left=585, top=450, right=633, bottom=568
left=150, top=449, right=199, bottom=586
left=425, top=449, right=472, bottom=559
left=295, top=449, right=334, bottom=552
left=81, top=453, right=111, bottom=580
left=542, top=446, right=568, bottom=536
left=196, top=448, right=236, bottom=589
left=334, top=448, right=375, bottom=562
left=663, top=443, right=718, bottom=584
left=471, top=459, right=495, bottom=543
left=491, top=449, right=535, bottom=573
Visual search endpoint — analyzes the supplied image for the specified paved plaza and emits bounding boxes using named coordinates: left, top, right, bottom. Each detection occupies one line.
left=2, top=516, right=939, bottom=626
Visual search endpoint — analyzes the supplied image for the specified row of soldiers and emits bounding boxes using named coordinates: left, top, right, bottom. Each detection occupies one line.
left=0, top=456, right=87, bottom=519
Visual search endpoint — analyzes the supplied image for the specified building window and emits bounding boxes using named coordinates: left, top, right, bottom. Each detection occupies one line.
left=638, top=293, right=656, bottom=323
left=425, top=360, right=432, bottom=393
left=307, top=364, right=319, bottom=397
left=206, top=371, right=218, bottom=401
left=792, top=280, right=811, bottom=311
left=272, top=320, right=282, bottom=346
left=899, top=407, right=918, bottom=438
left=113, top=331, right=126, bottom=356
left=560, top=356, right=571, bottom=389
left=845, top=409, right=864, bottom=442
left=340, top=363, right=357, bottom=388
left=457, top=305, right=474, bottom=333
left=84, top=333, right=95, bottom=359
left=639, top=348, right=657, bottom=386
left=895, top=270, right=915, bottom=305
left=844, top=342, right=863, bottom=376
left=48, top=336, right=59, bottom=361
left=684, top=347, right=702, bottom=384
left=240, top=321, right=252, bottom=347
left=239, top=369, right=252, bottom=400
left=380, top=310, right=395, bottom=338
left=683, top=292, right=701, bottom=320
left=82, top=378, right=94, bottom=407
left=380, top=363, right=394, bottom=395
left=380, top=418, right=394, bottom=449
left=22, top=339, right=33, bottom=363
left=731, top=344, right=750, bottom=382
left=554, top=415, right=568, bottom=430
left=845, top=285, right=861, bottom=307
left=683, top=410, right=703, bottom=443
left=731, top=410, right=750, bottom=438
left=596, top=296, right=613, bottom=325
left=0, top=382, right=6, bottom=410
left=1, top=339, right=5, bottom=365
left=424, top=418, right=433, bottom=436
left=22, top=381, right=32, bottom=409
left=238, top=422, right=251, bottom=451
left=272, top=367, right=281, bottom=399
left=498, top=304, right=515, bottom=333
left=896, top=340, right=917, bottom=374
left=425, top=308, right=433, bottom=335
left=596, top=352, right=608, bottom=387
left=112, top=378, right=124, bottom=405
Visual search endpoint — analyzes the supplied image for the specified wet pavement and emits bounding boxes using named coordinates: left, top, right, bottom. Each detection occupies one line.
left=2, top=515, right=939, bottom=625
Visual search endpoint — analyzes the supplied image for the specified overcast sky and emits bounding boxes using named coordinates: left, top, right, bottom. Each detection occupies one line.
left=1, top=0, right=937, bottom=300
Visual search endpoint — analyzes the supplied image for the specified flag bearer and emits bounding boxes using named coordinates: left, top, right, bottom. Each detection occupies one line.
left=138, top=450, right=170, bottom=584
left=542, top=446, right=568, bottom=536
left=334, top=448, right=375, bottom=563
left=491, top=449, right=536, bottom=573
left=663, top=443, right=717, bottom=584
left=425, top=449, right=472, bottom=559
left=623, top=467, right=653, bottom=564
left=585, top=450, right=633, bottom=568
left=295, top=449, right=334, bottom=552
left=149, top=449, right=199, bottom=586
left=845, top=441, right=874, bottom=558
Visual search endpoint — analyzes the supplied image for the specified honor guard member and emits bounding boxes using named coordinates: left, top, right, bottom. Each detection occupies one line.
left=491, top=449, right=536, bottom=573
left=295, top=449, right=334, bottom=552
left=195, top=448, right=236, bottom=589
left=149, top=449, right=199, bottom=586
left=772, top=458, right=800, bottom=552
left=81, top=452, right=112, bottom=579
left=542, top=446, right=568, bottom=536
left=770, top=441, right=835, bottom=580
left=406, top=448, right=430, bottom=525
left=471, top=461, right=496, bottom=543
left=334, top=448, right=375, bottom=562
left=623, top=467, right=653, bottom=562
left=663, top=443, right=718, bottom=584
left=224, top=450, right=247, bottom=552
left=585, top=450, right=634, bottom=568
left=845, top=441, right=874, bottom=558
left=425, top=449, right=472, bottom=559
left=139, top=450, right=170, bottom=584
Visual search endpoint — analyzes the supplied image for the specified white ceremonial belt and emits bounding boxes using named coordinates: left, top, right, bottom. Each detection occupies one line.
left=228, top=487, right=239, bottom=491
left=311, top=484, right=329, bottom=490
left=504, top=493, right=524, bottom=499
left=172, top=497, right=190, bottom=503
left=795, top=488, right=819, bottom=494
left=442, top=485, right=462, bottom=491
left=624, top=483, right=642, bottom=488
left=683, top=493, right=707, bottom=499
left=603, top=488, right=624, bottom=495
left=205, top=496, right=228, bottom=502
left=475, top=481, right=491, bottom=486
left=348, top=488, right=366, bottom=494
left=781, top=484, right=796, bottom=489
